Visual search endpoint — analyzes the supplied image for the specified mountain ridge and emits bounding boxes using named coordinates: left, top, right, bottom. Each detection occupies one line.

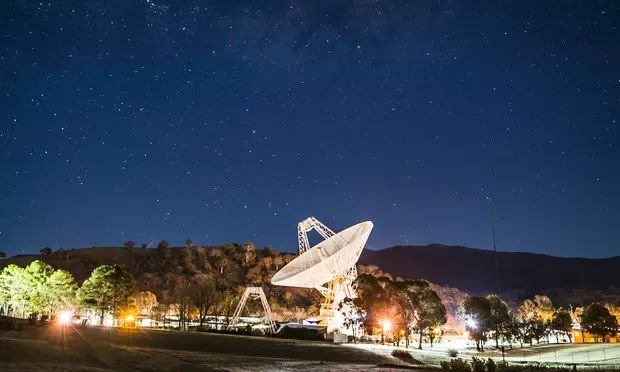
left=366, top=243, right=620, bottom=260
left=3, top=243, right=620, bottom=304
left=359, top=244, right=620, bottom=295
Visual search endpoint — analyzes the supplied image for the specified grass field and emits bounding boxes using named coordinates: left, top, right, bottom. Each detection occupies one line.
left=2, top=322, right=620, bottom=371
left=0, top=323, right=414, bottom=371
left=349, top=341, right=620, bottom=368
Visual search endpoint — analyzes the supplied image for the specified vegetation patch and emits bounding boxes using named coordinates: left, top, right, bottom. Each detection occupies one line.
left=440, top=358, right=620, bottom=372
left=447, top=348, right=459, bottom=357
left=0, top=316, right=23, bottom=331
left=391, top=349, right=425, bottom=365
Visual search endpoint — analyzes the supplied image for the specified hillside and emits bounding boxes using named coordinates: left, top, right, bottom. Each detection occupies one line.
left=0, top=244, right=466, bottom=331
left=359, top=244, right=620, bottom=299
left=0, top=244, right=325, bottom=321
left=3, top=243, right=620, bottom=310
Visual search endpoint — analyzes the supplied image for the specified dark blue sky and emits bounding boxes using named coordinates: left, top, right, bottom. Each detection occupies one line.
left=1, top=1, right=618, bottom=258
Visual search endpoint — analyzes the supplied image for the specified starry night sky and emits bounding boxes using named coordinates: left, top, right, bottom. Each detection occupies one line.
left=1, top=1, right=619, bottom=258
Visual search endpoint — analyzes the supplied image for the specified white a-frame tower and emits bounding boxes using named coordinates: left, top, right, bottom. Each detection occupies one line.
left=228, top=287, right=276, bottom=334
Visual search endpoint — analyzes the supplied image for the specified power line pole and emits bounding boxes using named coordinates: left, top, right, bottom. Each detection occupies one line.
left=486, top=196, right=501, bottom=295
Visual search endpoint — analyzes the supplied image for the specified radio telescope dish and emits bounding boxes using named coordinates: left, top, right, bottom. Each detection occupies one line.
left=271, top=217, right=373, bottom=333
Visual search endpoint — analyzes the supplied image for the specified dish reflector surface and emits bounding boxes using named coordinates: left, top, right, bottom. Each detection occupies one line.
left=271, top=221, right=373, bottom=287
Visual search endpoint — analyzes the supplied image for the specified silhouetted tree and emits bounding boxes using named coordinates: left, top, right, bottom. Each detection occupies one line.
left=551, top=308, right=573, bottom=343
left=579, top=303, right=619, bottom=342
left=0, top=251, right=6, bottom=259
left=189, top=280, right=218, bottom=326
left=514, top=296, right=554, bottom=345
left=185, top=239, right=193, bottom=249
left=461, top=296, right=492, bottom=351
left=78, top=265, right=136, bottom=325
left=339, top=297, right=363, bottom=343
left=352, top=274, right=402, bottom=344
left=157, top=240, right=169, bottom=250
left=395, top=279, right=446, bottom=349
left=172, top=279, right=193, bottom=330
left=123, top=241, right=136, bottom=250
left=487, top=294, right=511, bottom=348
left=261, top=245, right=273, bottom=257
left=40, top=247, right=52, bottom=256
left=157, top=240, right=170, bottom=258
left=135, top=291, right=158, bottom=317
left=243, top=241, right=257, bottom=267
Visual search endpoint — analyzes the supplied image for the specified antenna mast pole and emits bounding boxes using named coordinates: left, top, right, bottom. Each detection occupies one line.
left=487, top=197, right=501, bottom=295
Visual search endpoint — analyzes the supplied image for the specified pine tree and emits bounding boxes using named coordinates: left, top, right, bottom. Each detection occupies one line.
left=78, top=265, right=135, bottom=325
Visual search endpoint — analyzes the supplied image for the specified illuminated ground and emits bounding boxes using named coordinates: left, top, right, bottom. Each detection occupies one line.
left=0, top=323, right=418, bottom=371
left=349, top=341, right=620, bottom=368
left=4, top=322, right=619, bottom=371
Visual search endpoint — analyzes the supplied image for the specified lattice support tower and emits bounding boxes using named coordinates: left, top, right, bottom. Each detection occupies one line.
left=227, top=287, right=276, bottom=334
left=296, top=217, right=359, bottom=332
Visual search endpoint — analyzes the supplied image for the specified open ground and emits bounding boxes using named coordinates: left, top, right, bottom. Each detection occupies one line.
left=0, top=323, right=415, bottom=371
left=3, top=323, right=620, bottom=371
left=352, top=341, right=620, bottom=369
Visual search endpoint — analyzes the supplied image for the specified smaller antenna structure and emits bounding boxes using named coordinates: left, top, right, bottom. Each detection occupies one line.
left=227, top=287, right=276, bottom=334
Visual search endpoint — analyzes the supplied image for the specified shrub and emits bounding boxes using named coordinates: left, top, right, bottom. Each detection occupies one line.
left=486, top=358, right=497, bottom=372
left=447, top=348, right=459, bottom=357
left=0, top=316, right=22, bottom=331
left=471, top=357, right=486, bottom=372
left=449, top=358, right=472, bottom=372
left=441, top=361, right=451, bottom=371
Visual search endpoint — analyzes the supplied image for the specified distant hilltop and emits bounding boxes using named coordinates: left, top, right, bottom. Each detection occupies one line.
left=2, top=243, right=620, bottom=306
left=360, top=244, right=620, bottom=296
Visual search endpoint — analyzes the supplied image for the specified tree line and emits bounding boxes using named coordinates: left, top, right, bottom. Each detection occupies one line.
left=346, top=275, right=620, bottom=350
left=344, top=274, right=447, bottom=349
left=0, top=260, right=77, bottom=318
left=460, top=294, right=620, bottom=350
left=23, top=241, right=319, bottom=323
left=2, top=247, right=619, bottom=347
left=0, top=260, right=132, bottom=323
left=0, top=260, right=244, bottom=329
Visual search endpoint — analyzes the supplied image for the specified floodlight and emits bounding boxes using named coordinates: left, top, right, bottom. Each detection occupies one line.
left=465, top=318, right=478, bottom=330
left=381, top=319, right=392, bottom=331
left=58, top=310, right=73, bottom=325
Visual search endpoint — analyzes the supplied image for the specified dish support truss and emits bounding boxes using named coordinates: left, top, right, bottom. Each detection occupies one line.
left=227, top=287, right=276, bottom=334
left=297, top=217, right=358, bottom=333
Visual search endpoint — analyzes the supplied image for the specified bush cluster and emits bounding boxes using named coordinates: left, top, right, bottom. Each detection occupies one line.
left=447, top=348, right=459, bottom=357
left=0, top=316, right=23, bottom=331
left=439, top=358, right=600, bottom=372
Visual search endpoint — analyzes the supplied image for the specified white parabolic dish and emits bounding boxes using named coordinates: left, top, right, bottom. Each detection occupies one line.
left=271, top=221, right=373, bottom=288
